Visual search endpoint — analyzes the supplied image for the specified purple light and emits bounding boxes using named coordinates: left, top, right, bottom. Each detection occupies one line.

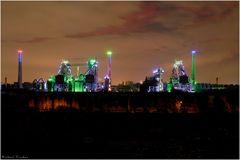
left=104, top=75, right=109, bottom=79
left=18, top=50, right=23, bottom=62
left=153, top=69, right=158, bottom=74
left=192, top=50, right=196, bottom=54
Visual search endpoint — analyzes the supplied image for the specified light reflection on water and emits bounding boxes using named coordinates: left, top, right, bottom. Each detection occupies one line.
left=28, top=97, right=200, bottom=113
left=28, top=97, right=79, bottom=111
left=28, top=95, right=234, bottom=113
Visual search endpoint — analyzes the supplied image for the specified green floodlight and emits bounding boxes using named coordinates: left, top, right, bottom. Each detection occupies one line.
left=89, top=58, right=96, bottom=67
left=63, top=60, right=69, bottom=64
left=90, top=59, right=96, bottom=63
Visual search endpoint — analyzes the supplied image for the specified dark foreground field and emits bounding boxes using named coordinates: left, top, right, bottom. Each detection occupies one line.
left=1, top=90, right=239, bottom=159
left=2, top=112, right=239, bottom=159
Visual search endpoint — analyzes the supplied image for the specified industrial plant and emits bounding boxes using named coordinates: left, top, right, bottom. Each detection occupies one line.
left=144, top=52, right=195, bottom=92
left=45, top=50, right=112, bottom=92
left=31, top=49, right=197, bottom=92
left=8, top=50, right=112, bottom=92
left=1, top=49, right=236, bottom=93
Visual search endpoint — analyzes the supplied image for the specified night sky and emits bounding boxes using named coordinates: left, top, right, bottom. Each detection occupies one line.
left=1, top=1, right=239, bottom=85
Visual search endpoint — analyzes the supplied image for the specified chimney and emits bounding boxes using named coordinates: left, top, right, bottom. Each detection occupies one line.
left=5, top=77, right=7, bottom=86
left=191, top=50, right=196, bottom=85
left=18, top=49, right=23, bottom=88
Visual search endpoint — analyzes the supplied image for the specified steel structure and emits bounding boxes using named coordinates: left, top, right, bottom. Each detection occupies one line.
left=168, top=60, right=192, bottom=92
left=47, top=58, right=99, bottom=92
left=148, top=68, right=165, bottom=92
left=33, top=78, right=47, bottom=91
left=85, top=58, right=98, bottom=92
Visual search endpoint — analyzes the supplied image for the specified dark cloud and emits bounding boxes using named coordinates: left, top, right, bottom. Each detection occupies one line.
left=66, top=2, right=161, bottom=38
left=138, top=22, right=178, bottom=33
left=66, top=2, right=238, bottom=39
left=175, top=2, right=238, bottom=28
left=12, top=37, right=53, bottom=43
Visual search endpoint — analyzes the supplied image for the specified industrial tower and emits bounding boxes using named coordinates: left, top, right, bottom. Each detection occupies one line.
left=104, top=50, right=112, bottom=91
left=191, top=50, right=196, bottom=89
left=18, top=49, right=23, bottom=88
left=152, top=68, right=164, bottom=92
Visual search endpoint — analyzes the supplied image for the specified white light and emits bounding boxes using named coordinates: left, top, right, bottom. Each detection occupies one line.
left=104, top=75, right=109, bottom=79
left=153, top=69, right=158, bottom=74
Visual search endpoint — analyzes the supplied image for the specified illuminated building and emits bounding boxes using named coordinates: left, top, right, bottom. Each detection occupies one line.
left=33, top=78, right=47, bottom=91
left=140, top=67, right=165, bottom=92
left=47, top=58, right=99, bottom=92
left=168, top=60, right=193, bottom=92
left=85, top=58, right=98, bottom=92
left=149, top=68, right=164, bottom=92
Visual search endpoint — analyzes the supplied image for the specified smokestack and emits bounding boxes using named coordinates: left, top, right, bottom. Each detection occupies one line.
left=18, top=49, right=23, bottom=88
left=216, top=77, right=218, bottom=84
left=191, top=50, right=196, bottom=85
left=5, top=77, right=7, bottom=86
left=106, top=50, right=112, bottom=91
